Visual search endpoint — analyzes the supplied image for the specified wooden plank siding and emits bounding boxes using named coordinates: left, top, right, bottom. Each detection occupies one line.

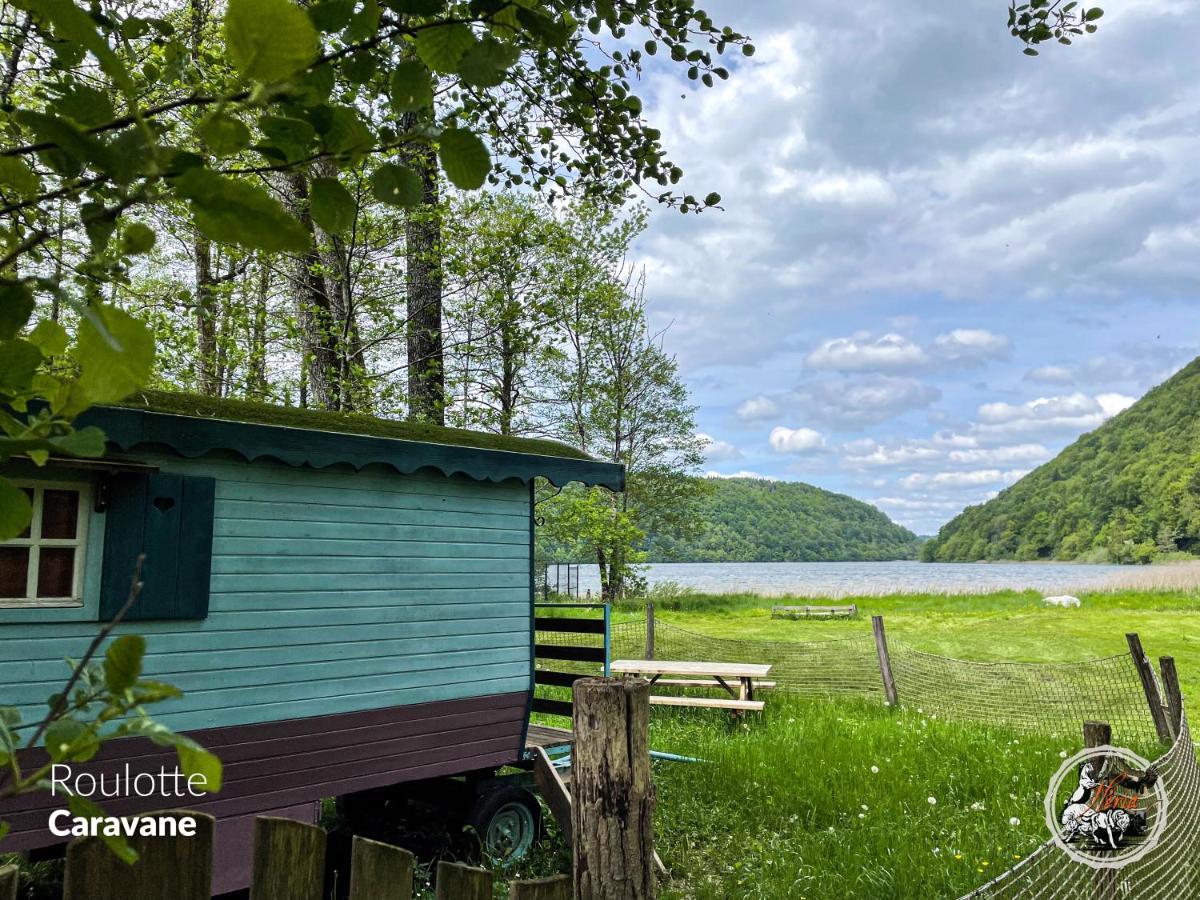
left=0, top=455, right=535, bottom=733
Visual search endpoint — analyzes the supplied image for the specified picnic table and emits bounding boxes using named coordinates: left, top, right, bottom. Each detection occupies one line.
left=610, top=659, right=773, bottom=712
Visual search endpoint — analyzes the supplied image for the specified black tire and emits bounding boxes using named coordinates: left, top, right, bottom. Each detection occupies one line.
left=465, top=783, right=542, bottom=861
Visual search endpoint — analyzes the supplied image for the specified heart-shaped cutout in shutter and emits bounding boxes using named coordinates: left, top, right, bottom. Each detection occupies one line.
left=153, top=496, right=176, bottom=514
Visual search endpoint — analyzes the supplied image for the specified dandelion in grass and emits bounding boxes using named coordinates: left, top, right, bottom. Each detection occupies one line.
left=1009, top=817, right=1020, bottom=826
left=870, top=765, right=879, bottom=774
left=928, top=796, right=937, bottom=805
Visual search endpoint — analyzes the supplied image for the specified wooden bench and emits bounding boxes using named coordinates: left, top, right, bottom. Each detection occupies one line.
left=655, top=678, right=777, bottom=690
left=771, top=604, right=857, bottom=619
left=648, top=696, right=765, bottom=712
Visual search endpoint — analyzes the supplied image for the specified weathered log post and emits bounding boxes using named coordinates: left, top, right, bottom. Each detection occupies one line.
left=645, top=602, right=655, bottom=659
left=871, top=615, right=898, bottom=707
left=1125, top=633, right=1172, bottom=744
left=1158, top=656, right=1182, bottom=741
left=572, top=677, right=655, bottom=900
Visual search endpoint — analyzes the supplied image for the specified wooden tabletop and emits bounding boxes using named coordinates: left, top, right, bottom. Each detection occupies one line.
left=611, top=659, right=773, bottom=678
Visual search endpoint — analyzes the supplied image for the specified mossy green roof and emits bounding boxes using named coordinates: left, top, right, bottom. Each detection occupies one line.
left=115, top=390, right=592, bottom=460
left=74, top=390, right=624, bottom=490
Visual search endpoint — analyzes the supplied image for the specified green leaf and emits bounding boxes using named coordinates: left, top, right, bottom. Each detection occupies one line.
left=0, top=477, right=33, bottom=541
left=224, top=0, right=319, bottom=83
left=175, top=168, right=311, bottom=253
left=0, top=339, right=41, bottom=392
left=44, top=717, right=99, bottom=763
left=104, top=634, right=146, bottom=692
left=258, top=115, right=318, bottom=163
left=120, top=222, right=156, bottom=256
left=458, top=37, right=519, bottom=88
left=75, top=304, right=155, bottom=404
left=371, top=164, right=423, bottom=207
left=67, top=794, right=138, bottom=863
left=308, top=0, right=355, bottom=32
left=390, top=60, right=434, bottom=113
left=27, top=320, right=68, bottom=356
left=0, top=157, right=42, bottom=199
left=415, top=23, right=476, bottom=73
left=196, top=113, right=252, bottom=157
left=310, top=177, right=356, bottom=234
left=321, top=106, right=375, bottom=157
left=176, top=739, right=223, bottom=793
left=49, top=426, right=106, bottom=458
left=385, top=0, right=445, bottom=14
left=438, top=127, right=490, bottom=189
left=0, top=280, right=35, bottom=339
left=14, top=0, right=134, bottom=93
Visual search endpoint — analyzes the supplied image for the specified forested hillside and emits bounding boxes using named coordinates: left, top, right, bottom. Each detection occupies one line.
left=924, top=358, right=1200, bottom=563
left=647, top=477, right=922, bottom=562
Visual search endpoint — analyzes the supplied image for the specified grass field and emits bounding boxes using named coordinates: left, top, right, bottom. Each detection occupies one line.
left=650, top=695, right=1066, bottom=899
left=613, top=588, right=1200, bottom=711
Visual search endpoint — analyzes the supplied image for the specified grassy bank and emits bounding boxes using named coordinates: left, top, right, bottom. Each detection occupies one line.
left=650, top=694, right=1069, bottom=899
left=612, top=588, right=1200, bottom=711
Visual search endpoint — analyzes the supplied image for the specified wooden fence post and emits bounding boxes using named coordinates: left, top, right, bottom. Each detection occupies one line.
left=871, top=616, right=898, bottom=707
left=251, top=817, right=326, bottom=900
left=436, top=861, right=492, bottom=900
left=0, top=864, right=17, bottom=900
left=63, top=810, right=213, bottom=900
left=645, top=602, right=655, bottom=659
left=572, top=677, right=655, bottom=900
left=349, top=835, right=414, bottom=900
left=1125, top=633, right=1172, bottom=744
left=510, top=874, right=572, bottom=900
left=1083, top=721, right=1117, bottom=900
left=1158, top=656, right=1182, bottom=741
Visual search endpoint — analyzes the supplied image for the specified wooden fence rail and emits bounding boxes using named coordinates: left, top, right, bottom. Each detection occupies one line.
left=7, top=810, right=571, bottom=900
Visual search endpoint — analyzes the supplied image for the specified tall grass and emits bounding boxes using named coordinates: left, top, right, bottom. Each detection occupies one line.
left=650, top=694, right=1089, bottom=900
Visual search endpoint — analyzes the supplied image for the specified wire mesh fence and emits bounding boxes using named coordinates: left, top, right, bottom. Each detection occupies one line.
left=610, top=618, right=1161, bottom=741
left=960, top=713, right=1200, bottom=899
left=611, top=620, right=884, bottom=698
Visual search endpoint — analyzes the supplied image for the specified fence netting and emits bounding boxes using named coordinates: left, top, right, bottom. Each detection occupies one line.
left=609, top=619, right=1162, bottom=743
left=611, top=620, right=884, bottom=698
left=960, top=712, right=1200, bottom=899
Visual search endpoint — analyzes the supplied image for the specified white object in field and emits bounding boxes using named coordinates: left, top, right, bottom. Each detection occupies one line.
left=1043, top=594, right=1081, bottom=607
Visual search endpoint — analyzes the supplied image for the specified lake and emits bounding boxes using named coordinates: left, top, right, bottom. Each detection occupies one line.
left=556, top=560, right=1200, bottom=598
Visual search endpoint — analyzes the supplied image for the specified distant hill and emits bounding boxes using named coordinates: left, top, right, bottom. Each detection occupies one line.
left=923, top=357, right=1200, bottom=564
left=647, top=477, right=922, bottom=562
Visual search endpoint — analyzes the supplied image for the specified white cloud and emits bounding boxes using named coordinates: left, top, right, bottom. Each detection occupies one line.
left=1025, top=365, right=1076, bottom=385
left=932, top=329, right=1012, bottom=364
left=791, top=376, right=941, bottom=428
left=842, top=439, right=942, bottom=467
left=806, top=333, right=928, bottom=371
left=736, top=395, right=782, bottom=422
left=898, top=469, right=1028, bottom=490
left=698, top=432, right=743, bottom=462
left=972, top=391, right=1134, bottom=439
left=1096, top=392, right=1137, bottom=416
left=705, top=470, right=772, bottom=480
left=946, top=443, right=1052, bottom=465
left=805, top=328, right=1011, bottom=373
left=769, top=426, right=826, bottom=454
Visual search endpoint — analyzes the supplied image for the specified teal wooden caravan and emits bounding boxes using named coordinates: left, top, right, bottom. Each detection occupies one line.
left=0, top=392, right=623, bottom=894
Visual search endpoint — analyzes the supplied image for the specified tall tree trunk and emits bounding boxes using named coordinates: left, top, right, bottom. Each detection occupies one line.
left=273, top=170, right=339, bottom=410
left=189, top=0, right=220, bottom=396
left=247, top=257, right=269, bottom=396
left=193, top=239, right=219, bottom=395
left=404, top=142, right=444, bottom=424
left=310, top=159, right=365, bottom=412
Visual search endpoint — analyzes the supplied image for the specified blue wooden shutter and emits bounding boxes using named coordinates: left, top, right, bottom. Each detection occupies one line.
left=99, top=472, right=215, bottom=621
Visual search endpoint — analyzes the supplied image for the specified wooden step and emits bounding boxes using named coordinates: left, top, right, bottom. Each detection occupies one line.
left=649, top=696, right=764, bottom=711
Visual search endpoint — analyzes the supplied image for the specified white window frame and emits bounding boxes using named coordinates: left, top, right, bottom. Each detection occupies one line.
left=0, top=480, right=91, bottom=608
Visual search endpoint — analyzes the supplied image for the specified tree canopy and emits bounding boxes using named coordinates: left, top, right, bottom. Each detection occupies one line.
left=923, top=357, right=1200, bottom=565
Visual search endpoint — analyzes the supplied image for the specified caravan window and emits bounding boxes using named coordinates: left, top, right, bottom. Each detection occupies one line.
left=0, top=482, right=90, bottom=608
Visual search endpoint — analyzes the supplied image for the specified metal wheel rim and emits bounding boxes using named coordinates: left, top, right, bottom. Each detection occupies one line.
left=485, top=801, right=536, bottom=859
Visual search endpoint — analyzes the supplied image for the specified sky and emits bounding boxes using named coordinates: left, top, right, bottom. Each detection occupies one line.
left=628, top=0, right=1200, bottom=535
